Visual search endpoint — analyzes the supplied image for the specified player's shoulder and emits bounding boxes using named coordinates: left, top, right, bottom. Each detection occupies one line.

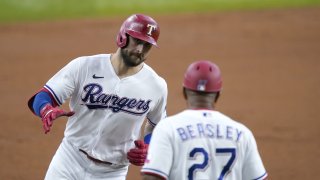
left=143, top=63, right=167, bottom=87
left=68, top=54, right=111, bottom=69
left=72, top=54, right=110, bottom=64
left=143, top=64, right=165, bottom=79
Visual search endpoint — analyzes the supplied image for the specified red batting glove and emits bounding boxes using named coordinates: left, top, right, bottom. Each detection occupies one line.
left=127, top=140, right=149, bottom=166
left=40, top=104, right=75, bottom=134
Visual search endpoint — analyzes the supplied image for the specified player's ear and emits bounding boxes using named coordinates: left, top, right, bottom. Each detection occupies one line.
left=118, top=33, right=129, bottom=49
left=120, top=34, right=130, bottom=49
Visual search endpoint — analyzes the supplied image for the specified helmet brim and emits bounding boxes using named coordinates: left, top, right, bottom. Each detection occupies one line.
left=127, top=30, right=158, bottom=47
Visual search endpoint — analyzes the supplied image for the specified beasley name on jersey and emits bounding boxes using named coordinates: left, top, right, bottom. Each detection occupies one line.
left=175, top=113, right=243, bottom=143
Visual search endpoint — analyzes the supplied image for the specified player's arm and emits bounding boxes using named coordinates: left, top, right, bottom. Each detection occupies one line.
left=28, top=89, right=74, bottom=134
left=143, top=120, right=155, bottom=144
left=141, top=120, right=172, bottom=180
left=126, top=120, right=153, bottom=166
left=127, top=118, right=161, bottom=166
left=27, top=58, right=80, bottom=134
left=143, top=79, right=168, bottom=144
left=127, top=80, right=168, bottom=166
left=127, top=97, right=167, bottom=165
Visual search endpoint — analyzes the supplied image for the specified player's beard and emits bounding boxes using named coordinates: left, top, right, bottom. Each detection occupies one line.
left=120, top=48, right=146, bottom=67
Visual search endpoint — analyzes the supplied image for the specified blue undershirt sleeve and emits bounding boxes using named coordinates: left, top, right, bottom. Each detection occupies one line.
left=144, top=133, right=152, bottom=144
left=33, top=91, right=53, bottom=117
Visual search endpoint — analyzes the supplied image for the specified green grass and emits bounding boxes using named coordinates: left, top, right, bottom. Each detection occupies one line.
left=0, top=0, right=320, bottom=23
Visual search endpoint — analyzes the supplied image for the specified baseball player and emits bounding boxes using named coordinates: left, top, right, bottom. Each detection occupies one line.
left=141, top=60, right=268, bottom=180
left=27, top=14, right=167, bottom=180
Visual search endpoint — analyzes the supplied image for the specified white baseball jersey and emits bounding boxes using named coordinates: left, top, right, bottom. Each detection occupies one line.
left=44, top=54, right=167, bottom=165
left=141, top=109, right=267, bottom=180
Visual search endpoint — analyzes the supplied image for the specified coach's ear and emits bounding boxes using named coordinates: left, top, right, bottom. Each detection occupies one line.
left=183, top=88, right=187, bottom=100
left=214, top=91, right=220, bottom=103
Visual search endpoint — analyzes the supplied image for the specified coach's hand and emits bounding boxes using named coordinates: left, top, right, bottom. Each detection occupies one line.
left=127, top=140, right=149, bottom=166
left=40, top=104, right=75, bottom=134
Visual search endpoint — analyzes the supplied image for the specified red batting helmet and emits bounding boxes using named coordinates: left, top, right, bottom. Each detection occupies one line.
left=117, top=14, right=160, bottom=48
left=183, top=60, right=222, bottom=92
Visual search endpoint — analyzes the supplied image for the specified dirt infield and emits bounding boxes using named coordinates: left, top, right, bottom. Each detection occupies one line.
left=1, top=7, right=319, bottom=180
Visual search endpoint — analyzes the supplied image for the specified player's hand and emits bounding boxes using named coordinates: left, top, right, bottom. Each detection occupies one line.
left=40, top=104, right=75, bottom=134
left=127, top=140, right=149, bottom=166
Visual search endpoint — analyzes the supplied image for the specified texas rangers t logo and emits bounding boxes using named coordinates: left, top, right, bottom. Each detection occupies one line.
left=147, top=24, right=156, bottom=36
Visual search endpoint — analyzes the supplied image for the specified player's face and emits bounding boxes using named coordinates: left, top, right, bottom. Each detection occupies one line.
left=120, top=35, right=152, bottom=67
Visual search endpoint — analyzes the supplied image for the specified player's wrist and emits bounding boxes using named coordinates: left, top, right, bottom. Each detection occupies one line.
left=40, top=103, right=53, bottom=118
left=144, top=133, right=152, bottom=144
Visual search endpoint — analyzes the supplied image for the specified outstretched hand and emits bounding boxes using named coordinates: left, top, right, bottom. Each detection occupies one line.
left=127, top=140, right=149, bottom=166
left=40, top=104, right=75, bottom=134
